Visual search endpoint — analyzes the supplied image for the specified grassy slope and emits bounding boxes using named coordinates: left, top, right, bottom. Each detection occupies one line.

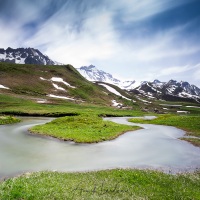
left=0, top=169, right=199, bottom=200
left=0, top=62, right=119, bottom=105
left=30, top=115, right=140, bottom=143
left=129, top=114, right=200, bottom=146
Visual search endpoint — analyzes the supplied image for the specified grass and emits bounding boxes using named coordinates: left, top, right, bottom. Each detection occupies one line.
left=181, top=138, right=200, bottom=147
left=129, top=114, right=200, bottom=146
left=0, top=169, right=200, bottom=200
left=0, top=116, right=20, bottom=125
left=0, top=93, right=143, bottom=117
left=30, top=115, right=140, bottom=143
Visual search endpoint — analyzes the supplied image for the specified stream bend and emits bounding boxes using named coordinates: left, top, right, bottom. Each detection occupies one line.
left=0, top=116, right=200, bottom=178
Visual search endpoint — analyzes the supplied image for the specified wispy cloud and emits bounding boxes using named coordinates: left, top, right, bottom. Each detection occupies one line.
left=0, top=0, right=200, bottom=86
left=108, top=0, right=192, bottom=23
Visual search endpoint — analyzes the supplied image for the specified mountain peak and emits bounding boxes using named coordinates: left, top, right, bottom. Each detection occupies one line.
left=0, top=47, right=60, bottom=65
left=153, top=79, right=161, bottom=84
left=77, top=65, right=137, bottom=90
left=80, top=65, right=96, bottom=71
left=88, top=64, right=95, bottom=69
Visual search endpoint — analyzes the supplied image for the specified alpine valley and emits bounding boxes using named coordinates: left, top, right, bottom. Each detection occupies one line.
left=0, top=47, right=199, bottom=116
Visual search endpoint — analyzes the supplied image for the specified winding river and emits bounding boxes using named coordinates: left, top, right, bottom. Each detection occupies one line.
left=0, top=117, right=200, bottom=179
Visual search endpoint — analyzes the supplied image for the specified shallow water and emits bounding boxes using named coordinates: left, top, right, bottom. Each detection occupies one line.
left=0, top=117, right=200, bottom=179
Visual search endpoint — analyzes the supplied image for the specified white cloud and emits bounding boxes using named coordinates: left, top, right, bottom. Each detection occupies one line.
left=0, top=21, right=22, bottom=47
left=0, top=0, right=199, bottom=87
left=24, top=7, right=119, bottom=66
left=159, top=65, right=191, bottom=76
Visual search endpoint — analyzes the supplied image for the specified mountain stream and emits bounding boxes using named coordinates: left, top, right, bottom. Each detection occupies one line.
left=0, top=117, right=200, bottom=179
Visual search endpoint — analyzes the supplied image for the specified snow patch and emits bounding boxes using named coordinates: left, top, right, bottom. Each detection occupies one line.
left=40, top=77, right=47, bottom=81
left=0, top=84, right=10, bottom=89
left=179, top=91, right=199, bottom=99
left=111, top=100, right=123, bottom=107
left=51, top=77, right=76, bottom=88
left=163, top=108, right=168, bottom=110
left=40, top=77, right=76, bottom=90
left=37, top=99, right=47, bottom=103
left=177, top=111, right=189, bottom=114
left=47, top=94, right=75, bottom=101
left=0, top=53, right=6, bottom=60
left=186, top=106, right=200, bottom=109
left=98, top=83, right=134, bottom=101
left=136, top=96, right=152, bottom=104
left=52, top=83, right=66, bottom=91
left=160, top=104, right=182, bottom=107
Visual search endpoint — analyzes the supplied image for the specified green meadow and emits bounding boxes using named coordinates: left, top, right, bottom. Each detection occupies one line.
left=0, top=169, right=200, bottom=200
left=0, top=93, right=142, bottom=117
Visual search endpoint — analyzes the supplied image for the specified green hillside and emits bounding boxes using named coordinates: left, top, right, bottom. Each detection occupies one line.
left=0, top=62, right=110, bottom=104
left=0, top=62, right=142, bottom=116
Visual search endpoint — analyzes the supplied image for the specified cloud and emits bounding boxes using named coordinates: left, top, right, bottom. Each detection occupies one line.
left=0, top=20, right=22, bottom=47
left=22, top=0, right=199, bottom=67
left=23, top=2, right=119, bottom=66
left=0, top=0, right=200, bottom=87
left=159, top=65, right=192, bottom=76
left=106, top=0, right=192, bottom=23
left=192, top=63, right=200, bottom=81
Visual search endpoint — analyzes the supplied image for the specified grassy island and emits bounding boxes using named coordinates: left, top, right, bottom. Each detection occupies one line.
left=0, top=169, right=200, bottom=200
left=129, top=114, right=200, bottom=147
left=0, top=116, right=20, bottom=125
left=30, top=115, right=140, bottom=143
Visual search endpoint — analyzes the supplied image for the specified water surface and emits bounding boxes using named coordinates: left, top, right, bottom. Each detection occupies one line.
left=0, top=117, right=200, bottom=179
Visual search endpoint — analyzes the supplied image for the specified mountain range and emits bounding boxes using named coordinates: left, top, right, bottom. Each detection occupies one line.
left=0, top=47, right=199, bottom=103
left=77, top=65, right=200, bottom=103
left=132, top=79, right=200, bottom=103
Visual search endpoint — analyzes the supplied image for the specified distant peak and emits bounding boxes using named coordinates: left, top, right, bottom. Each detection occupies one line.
left=153, top=79, right=161, bottom=84
left=80, top=65, right=96, bottom=70
left=0, top=46, right=59, bottom=65
left=88, top=65, right=96, bottom=69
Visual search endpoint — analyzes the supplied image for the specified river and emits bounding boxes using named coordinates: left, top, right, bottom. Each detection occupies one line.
left=0, top=117, right=200, bottom=179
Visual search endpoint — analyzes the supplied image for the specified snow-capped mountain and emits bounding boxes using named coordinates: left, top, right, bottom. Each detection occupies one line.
left=76, top=65, right=200, bottom=102
left=0, top=47, right=60, bottom=65
left=135, top=79, right=200, bottom=102
left=77, top=65, right=137, bottom=90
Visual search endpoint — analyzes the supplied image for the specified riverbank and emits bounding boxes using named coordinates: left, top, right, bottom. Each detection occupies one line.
left=129, top=114, right=200, bottom=147
left=29, top=115, right=140, bottom=143
left=0, top=169, right=199, bottom=199
left=0, top=116, right=20, bottom=125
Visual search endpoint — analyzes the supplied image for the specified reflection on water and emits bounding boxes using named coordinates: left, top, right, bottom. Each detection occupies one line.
left=0, top=117, right=200, bottom=178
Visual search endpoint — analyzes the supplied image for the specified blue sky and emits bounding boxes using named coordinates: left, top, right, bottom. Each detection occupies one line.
left=0, top=0, right=200, bottom=86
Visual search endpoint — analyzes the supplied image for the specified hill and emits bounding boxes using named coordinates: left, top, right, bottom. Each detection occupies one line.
left=0, top=62, right=199, bottom=116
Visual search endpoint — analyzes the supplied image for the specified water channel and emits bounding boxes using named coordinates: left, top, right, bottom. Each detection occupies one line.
left=0, top=117, right=200, bottom=179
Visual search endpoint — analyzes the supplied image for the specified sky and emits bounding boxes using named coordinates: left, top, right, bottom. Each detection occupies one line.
left=0, top=0, right=200, bottom=86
